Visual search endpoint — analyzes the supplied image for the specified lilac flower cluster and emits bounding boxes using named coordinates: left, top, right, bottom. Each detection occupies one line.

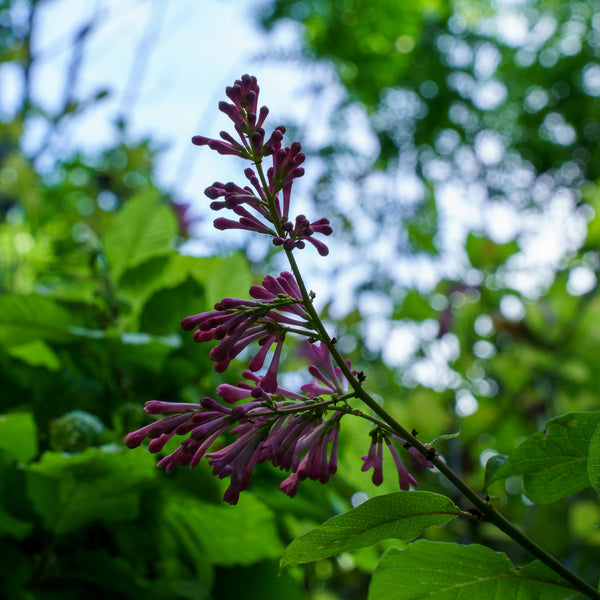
left=126, top=353, right=344, bottom=504
left=192, top=74, right=333, bottom=255
left=126, top=75, right=432, bottom=505
left=181, top=271, right=311, bottom=392
left=362, top=431, right=433, bottom=491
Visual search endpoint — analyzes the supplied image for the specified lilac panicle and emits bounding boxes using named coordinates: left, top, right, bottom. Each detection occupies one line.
left=126, top=75, right=429, bottom=507
left=192, top=74, right=332, bottom=255
left=125, top=348, right=426, bottom=504
left=192, top=75, right=267, bottom=159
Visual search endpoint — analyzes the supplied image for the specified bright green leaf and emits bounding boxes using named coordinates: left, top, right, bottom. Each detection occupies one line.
left=192, top=253, right=253, bottom=308
left=484, top=454, right=508, bottom=491
left=103, top=192, right=178, bottom=281
left=280, top=491, right=464, bottom=571
left=0, top=412, right=38, bottom=463
left=487, top=412, right=600, bottom=503
left=8, top=338, right=61, bottom=370
left=588, top=422, right=600, bottom=494
left=368, top=541, right=575, bottom=600
left=428, top=431, right=460, bottom=445
left=0, top=294, right=74, bottom=347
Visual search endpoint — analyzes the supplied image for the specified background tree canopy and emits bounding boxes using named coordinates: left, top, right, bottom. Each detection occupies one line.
left=2, top=0, right=600, bottom=598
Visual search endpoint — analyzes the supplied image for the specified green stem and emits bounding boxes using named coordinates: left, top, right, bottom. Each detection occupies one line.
left=252, top=159, right=600, bottom=599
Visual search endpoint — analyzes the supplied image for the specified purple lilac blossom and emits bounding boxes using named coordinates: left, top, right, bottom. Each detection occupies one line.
left=192, top=74, right=332, bottom=255
left=181, top=272, right=312, bottom=389
left=361, top=435, right=385, bottom=486
left=126, top=392, right=343, bottom=504
left=301, top=341, right=356, bottom=397
left=126, top=75, right=429, bottom=506
left=361, top=432, right=427, bottom=491
left=216, top=369, right=305, bottom=404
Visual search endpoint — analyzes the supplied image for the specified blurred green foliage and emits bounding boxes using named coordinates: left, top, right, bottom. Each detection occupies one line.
left=261, top=0, right=600, bottom=264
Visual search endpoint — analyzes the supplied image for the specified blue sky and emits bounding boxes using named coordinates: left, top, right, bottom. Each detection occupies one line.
left=15, top=0, right=313, bottom=217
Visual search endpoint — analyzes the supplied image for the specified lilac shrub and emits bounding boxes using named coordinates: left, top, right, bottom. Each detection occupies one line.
left=126, top=74, right=431, bottom=504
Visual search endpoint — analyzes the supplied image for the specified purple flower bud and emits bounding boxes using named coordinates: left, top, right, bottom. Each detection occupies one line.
left=361, top=437, right=384, bottom=486
left=207, top=422, right=268, bottom=504
left=192, top=135, right=211, bottom=146
left=218, top=101, right=246, bottom=130
left=148, top=433, right=172, bottom=454
left=216, top=383, right=253, bottom=403
left=387, top=440, right=418, bottom=491
left=260, top=337, right=285, bottom=393
left=257, top=106, right=269, bottom=128
left=279, top=471, right=301, bottom=497
left=305, top=236, right=330, bottom=256
left=157, top=446, right=190, bottom=473
left=144, top=400, right=203, bottom=414
left=204, top=182, right=227, bottom=199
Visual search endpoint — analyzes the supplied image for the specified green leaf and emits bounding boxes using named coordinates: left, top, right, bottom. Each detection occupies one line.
left=61, top=549, right=161, bottom=599
left=0, top=294, right=74, bottom=347
left=588, top=422, right=600, bottom=494
left=484, top=454, right=508, bottom=491
left=393, top=290, right=437, bottom=321
left=280, top=491, right=463, bottom=571
left=116, top=331, right=181, bottom=371
left=486, top=411, right=600, bottom=503
left=428, top=431, right=460, bottom=445
left=0, top=507, right=33, bottom=540
left=163, top=493, right=283, bottom=567
left=0, top=452, right=34, bottom=540
left=25, top=446, right=156, bottom=534
left=466, top=233, right=519, bottom=272
left=0, top=412, right=38, bottom=463
left=368, top=541, right=575, bottom=600
left=0, top=544, right=33, bottom=591
left=103, top=192, right=178, bottom=281
left=116, top=255, right=174, bottom=312
left=8, top=338, right=61, bottom=370
left=139, top=279, right=203, bottom=335
left=192, top=253, right=253, bottom=308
